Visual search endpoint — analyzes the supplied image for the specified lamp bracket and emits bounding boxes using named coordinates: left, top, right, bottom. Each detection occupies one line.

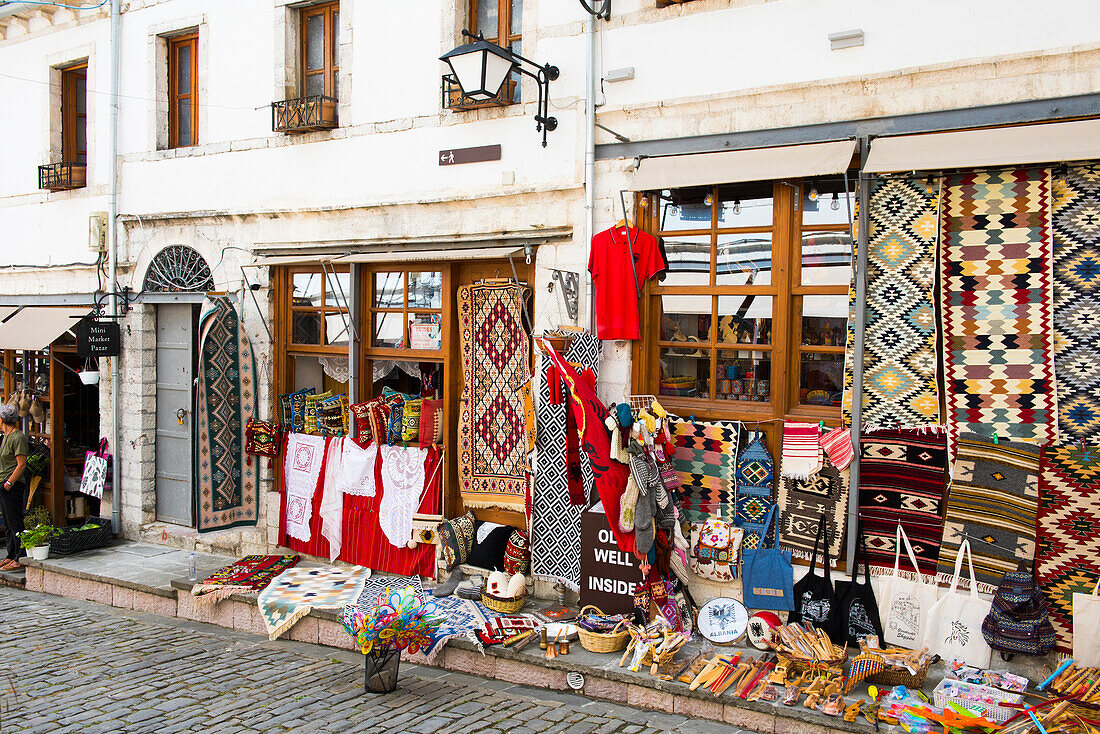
left=578, top=0, right=611, bottom=20
left=551, top=269, right=580, bottom=321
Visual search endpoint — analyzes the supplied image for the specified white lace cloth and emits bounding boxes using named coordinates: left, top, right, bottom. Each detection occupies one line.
left=337, top=440, right=379, bottom=497
left=319, top=438, right=344, bottom=561
left=283, top=433, right=327, bottom=542
left=378, top=445, right=427, bottom=548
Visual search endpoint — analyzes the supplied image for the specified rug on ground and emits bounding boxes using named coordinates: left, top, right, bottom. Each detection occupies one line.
left=258, top=565, right=371, bottom=640
left=776, top=458, right=848, bottom=563
left=356, top=574, right=425, bottom=610
left=191, top=554, right=299, bottom=604
left=937, top=433, right=1040, bottom=592
left=458, top=282, right=532, bottom=511
left=422, top=591, right=501, bottom=662
left=670, top=418, right=739, bottom=523
left=1037, top=445, right=1100, bottom=654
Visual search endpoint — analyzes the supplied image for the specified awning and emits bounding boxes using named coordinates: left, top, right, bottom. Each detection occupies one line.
left=0, top=307, right=89, bottom=351
left=864, top=119, right=1100, bottom=173
left=628, top=140, right=857, bottom=191
left=244, top=254, right=339, bottom=267
left=334, top=246, right=525, bottom=264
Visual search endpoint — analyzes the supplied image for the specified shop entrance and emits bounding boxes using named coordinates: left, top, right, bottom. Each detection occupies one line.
left=154, top=304, right=198, bottom=526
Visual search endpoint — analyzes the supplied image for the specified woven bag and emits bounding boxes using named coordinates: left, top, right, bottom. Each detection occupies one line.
left=981, top=565, right=1056, bottom=658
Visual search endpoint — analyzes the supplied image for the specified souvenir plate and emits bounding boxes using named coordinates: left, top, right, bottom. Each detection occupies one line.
left=697, top=597, right=749, bottom=645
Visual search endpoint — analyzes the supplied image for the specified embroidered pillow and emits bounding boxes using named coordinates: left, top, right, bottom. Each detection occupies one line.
left=418, top=399, right=444, bottom=448
left=318, top=394, right=349, bottom=437
left=303, top=390, right=333, bottom=435
left=349, top=401, right=375, bottom=446
left=287, top=388, right=315, bottom=434
left=402, top=398, right=423, bottom=443
left=467, top=523, right=514, bottom=571
left=245, top=418, right=281, bottom=458
left=437, top=511, right=475, bottom=570
left=503, top=529, right=530, bottom=575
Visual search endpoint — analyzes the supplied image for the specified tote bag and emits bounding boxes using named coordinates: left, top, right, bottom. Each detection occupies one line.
left=78, top=439, right=112, bottom=500
left=924, top=540, right=992, bottom=668
left=835, top=523, right=884, bottom=647
left=876, top=525, right=939, bottom=649
left=1073, top=581, right=1100, bottom=666
left=742, top=507, right=794, bottom=611
left=788, top=512, right=840, bottom=638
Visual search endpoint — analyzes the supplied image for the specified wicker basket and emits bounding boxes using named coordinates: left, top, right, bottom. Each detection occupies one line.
left=867, top=658, right=931, bottom=689
left=576, top=605, right=630, bottom=653
left=481, top=588, right=526, bottom=614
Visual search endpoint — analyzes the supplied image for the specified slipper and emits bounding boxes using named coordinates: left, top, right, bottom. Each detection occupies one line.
left=0, top=560, right=20, bottom=571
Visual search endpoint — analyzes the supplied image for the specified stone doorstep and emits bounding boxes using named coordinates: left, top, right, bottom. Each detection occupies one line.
left=24, top=564, right=874, bottom=734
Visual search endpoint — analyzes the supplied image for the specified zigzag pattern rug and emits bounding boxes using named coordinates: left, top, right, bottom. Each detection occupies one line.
left=940, top=168, right=1057, bottom=454
left=356, top=574, right=425, bottom=611
left=191, top=554, right=299, bottom=604
left=937, top=433, right=1041, bottom=592
left=423, top=592, right=500, bottom=662
left=1037, top=445, right=1100, bottom=655
left=777, top=458, right=848, bottom=564
left=196, top=296, right=259, bottom=532
left=670, top=418, right=739, bottom=523
left=1053, top=165, right=1100, bottom=444
left=842, top=178, right=942, bottom=430
left=857, top=430, right=946, bottom=577
left=458, top=282, right=531, bottom=511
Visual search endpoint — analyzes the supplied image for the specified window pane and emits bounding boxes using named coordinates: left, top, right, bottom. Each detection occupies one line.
left=799, top=353, right=844, bottom=406
left=801, top=230, right=852, bottom=287
left=176, top=43, right=191, bottom=92
left=477, top=0, right=499, bottom=38
left=803, top=187, right=854, bottom=226
left=409, top=313, right=442, bottom=350
left=660, top=294, right=711, bottom=343
left=292, top=311, right=322, bottom=344
left=800, top=294, right=848, bottom=347
left=306, top=73, right=323, bottom=96
left=717, top=349, right=771, bottom=403
left=325, top=313, right=350, bottom=346
left=717, top=231, right=772, bottom=286
left=659, top=348, right=710, bottom=400
left=718, top=185, right=773, bottom=228
left=717, top=295, right=771, bottom=345
left=373, top=272, right=404, bottom=309
left=74, top=74, right=86, bottom=114
left=293, top=355, right=348, bottom=396
left=75, top=120, right=87, bottom=162
left=409, top=272, right=442, bottom=308
left=324, top=272, right=350, bottom=307
left=510, top=0, right=522, bottom=35
left=306, top=13, right=324, bottom=70
left=659, top=193, right=711, bottom=232
left=293, top=272, right=323, bottom=307
left=659, top=234, right=710, bottom=287
left=372, top=311, right=403, bottom=348
left=176, top=99, right=191, bottom=146
left=509, top=40, right=522, bottom=102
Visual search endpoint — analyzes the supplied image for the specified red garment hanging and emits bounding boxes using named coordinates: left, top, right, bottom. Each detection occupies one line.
left=278, top=435, right=332, bottom=559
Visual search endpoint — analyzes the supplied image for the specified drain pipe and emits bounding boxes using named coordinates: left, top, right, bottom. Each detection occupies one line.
left=108, top=0, right=121, bottom=534
left=584, top=12, right=596, bottom=330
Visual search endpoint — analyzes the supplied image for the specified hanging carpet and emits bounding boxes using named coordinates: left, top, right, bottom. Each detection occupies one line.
left=842, top=178, right=942, bottom=431
left=936, top=433, right=1041, bottom=592
left=940, top=168, right=1057, bottom=454
left=1053, top=165, right=1100, bottom=445
left=857, top=429, right=946, bottom=578
left=669, top=418, right=739, bottom=523
left=258, top=565, right=370, bottom=640
left=191, top=555, right=299, bottom=604
left=196, top=296, right=259, bottom=532
left=734, top=431, right=775, bottom=549
left=458, top=282, right=532, bottom=511
left=1037, top=445, right=1100, bottom=655
left=776, top=457, right=848, bottom=564
left=422, top=592, right=500, bottom=662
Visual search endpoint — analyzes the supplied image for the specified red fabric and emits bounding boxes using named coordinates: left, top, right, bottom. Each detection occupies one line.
left=540, top=339, right=635, bottom=555
left=418, top=446, right=443, bottom=516
left=565, top=406, right=587, bottom=507
left=588, top=226, right=665, bottom=340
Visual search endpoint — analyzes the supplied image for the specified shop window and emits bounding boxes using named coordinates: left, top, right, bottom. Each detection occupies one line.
left=368, top=271, right=444, bottom=352
left=168, top=33, right=199, bottom=148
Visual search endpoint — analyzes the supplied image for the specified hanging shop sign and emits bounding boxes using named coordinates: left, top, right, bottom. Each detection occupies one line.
left=439, top=144, right=502, bottom=166
left=76, top=319, right=121, bottom=358
left=579, top=504, right=640, bottom=616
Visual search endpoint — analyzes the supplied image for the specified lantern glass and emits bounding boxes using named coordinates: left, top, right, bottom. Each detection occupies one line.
left=442, top=39, right=515, bottom=100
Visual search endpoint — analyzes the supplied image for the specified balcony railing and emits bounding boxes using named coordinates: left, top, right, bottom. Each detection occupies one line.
left=441, top=74, right=517, bottom=111
left=38, top=161, right=87, bottom=191
left=271, top=95, right=338, bottom=134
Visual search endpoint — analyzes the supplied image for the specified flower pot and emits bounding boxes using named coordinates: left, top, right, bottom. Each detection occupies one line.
left=363, top=647, right=401, bottom=693
left=78, top=371, right=100, bottom=386
left=28, top=545, right=49, bottom=561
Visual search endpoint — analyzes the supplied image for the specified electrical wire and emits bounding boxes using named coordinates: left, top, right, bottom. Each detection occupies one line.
left=0, top=71, right=269, bottom=112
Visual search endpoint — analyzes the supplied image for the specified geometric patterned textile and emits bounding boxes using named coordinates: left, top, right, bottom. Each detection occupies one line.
left=458, top=282, right=532, bottom=510
left=669, top=418, right=739, bottom=523
left=422, top=592, right=500, bottom=662
left=258, top=565, right=371, bottom=640
left=857, top=429, right=946, bottom=577
left=1037, top=445, right=1100, bottom=654
left=940, top=168, right=1057, bottom=454
left=191, top=554, right=299, bottom=604
left=196, top=296, right=259, bottom=532
left=1052, top=165, right=1100, bottom=445
left=776, top=458, right=848, bottom=564
left=734, top=431, right=775, bottom=549
left=357, top=574, right=425, bottom=612
left=936, top=433, right=1041, bottom=592
left=843, top=178, right=942, bottom=431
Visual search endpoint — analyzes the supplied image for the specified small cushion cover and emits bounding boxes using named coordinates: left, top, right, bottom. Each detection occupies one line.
left=437, top=511, right=476, bottom=571
left=467, top=523, right=514, bottom=572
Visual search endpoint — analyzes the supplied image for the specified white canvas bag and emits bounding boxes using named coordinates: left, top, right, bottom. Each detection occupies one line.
left=1073, top=581, right=1100, bottom=666
left=924, top=540, right=992, bottom=667
left=875, top=525, right=940, bottom=649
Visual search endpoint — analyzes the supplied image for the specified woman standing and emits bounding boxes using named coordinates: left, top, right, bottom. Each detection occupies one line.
left=0, top=404, right=29, bottom=571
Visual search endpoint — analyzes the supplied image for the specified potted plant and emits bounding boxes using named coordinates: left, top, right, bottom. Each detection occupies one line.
left=19, top=507, right=59, bottom=561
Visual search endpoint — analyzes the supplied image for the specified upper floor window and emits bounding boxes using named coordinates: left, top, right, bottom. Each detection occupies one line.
left=301, top=2, right=339, bottom=99
left=470, top=0, right=521, bottom=102
left=168, top=33, right=198, bottom=148
left=61, top=63, right=87, bottom=165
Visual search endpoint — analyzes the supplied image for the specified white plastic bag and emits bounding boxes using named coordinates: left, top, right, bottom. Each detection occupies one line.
left=875, top=525, right=940, bottom=649
left=924, top=540, right=992, bottom=668
left=1073, top=581, right=1100, bottom=666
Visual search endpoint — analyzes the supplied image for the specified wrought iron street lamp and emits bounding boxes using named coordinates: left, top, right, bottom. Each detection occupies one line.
left=440, top=30, right=560, bottom=147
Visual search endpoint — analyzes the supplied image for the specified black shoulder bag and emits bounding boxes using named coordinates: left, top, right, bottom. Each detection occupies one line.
left=788, top=512, right=841, bottom=640
left=834, top=521, right=884, bottom=647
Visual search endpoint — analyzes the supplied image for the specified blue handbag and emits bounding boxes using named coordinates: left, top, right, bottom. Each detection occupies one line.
left=741, top=506, right=794, bottom=611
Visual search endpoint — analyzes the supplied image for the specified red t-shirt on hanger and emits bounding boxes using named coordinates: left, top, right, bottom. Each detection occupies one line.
left=588, top=224, right=666, bottom=340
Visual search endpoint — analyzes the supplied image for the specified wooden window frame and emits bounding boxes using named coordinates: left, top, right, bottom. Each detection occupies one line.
left=287, top=266, right=352, bottom=353
left=61, top=62, right=87, bottom=165
left=168, top=33, right=199, bottom=149
left=468, top=0, right=521, bottom=103
left=300, top=1, right=340, bottom=99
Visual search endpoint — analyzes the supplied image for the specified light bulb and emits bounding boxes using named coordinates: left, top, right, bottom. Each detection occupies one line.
left=808, top=186, right=819, bottom=202
left=704, top=193, right=714, bottom=207
left=830, top=193, right=840, bottom=211
left=640, top=197, right=649, bottom=209
left=733, top=199, right=741, bottom=215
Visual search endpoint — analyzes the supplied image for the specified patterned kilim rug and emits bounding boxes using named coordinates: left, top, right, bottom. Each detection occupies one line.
left=565, top=332, right=601, bottom=500
left=734, top=431, right=775, bottom=550
left=1037, top=445, right=1100, bottom=654
left=458, top=282, right=532, bottom=511
left=196, top=296, right=259, bottom=532
left=422, top=591, right=500, bottom=662
left=857, top=430, right=946, bottom=578
left=842, top=178, right=942, bottom=431
left=937, top=433, right=1041, bottom=592
left=670, top=418, right=739, bottom=523
left=1053, top=165, right=1100, bottom=445
left=531, top=351, right=583, bottom=591
left=776, top=458, right=848, bottom=564
left=191, top=555, right=299, bottom=604
left=258, top=566, right=371, bottom=640
left=940, top=168, right=1057, bottom=456
left=356, top=574, right=425, bottom=611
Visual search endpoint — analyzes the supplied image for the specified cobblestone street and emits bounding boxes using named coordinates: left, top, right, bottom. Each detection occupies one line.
left=0, top=588, right=749, bottom=734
